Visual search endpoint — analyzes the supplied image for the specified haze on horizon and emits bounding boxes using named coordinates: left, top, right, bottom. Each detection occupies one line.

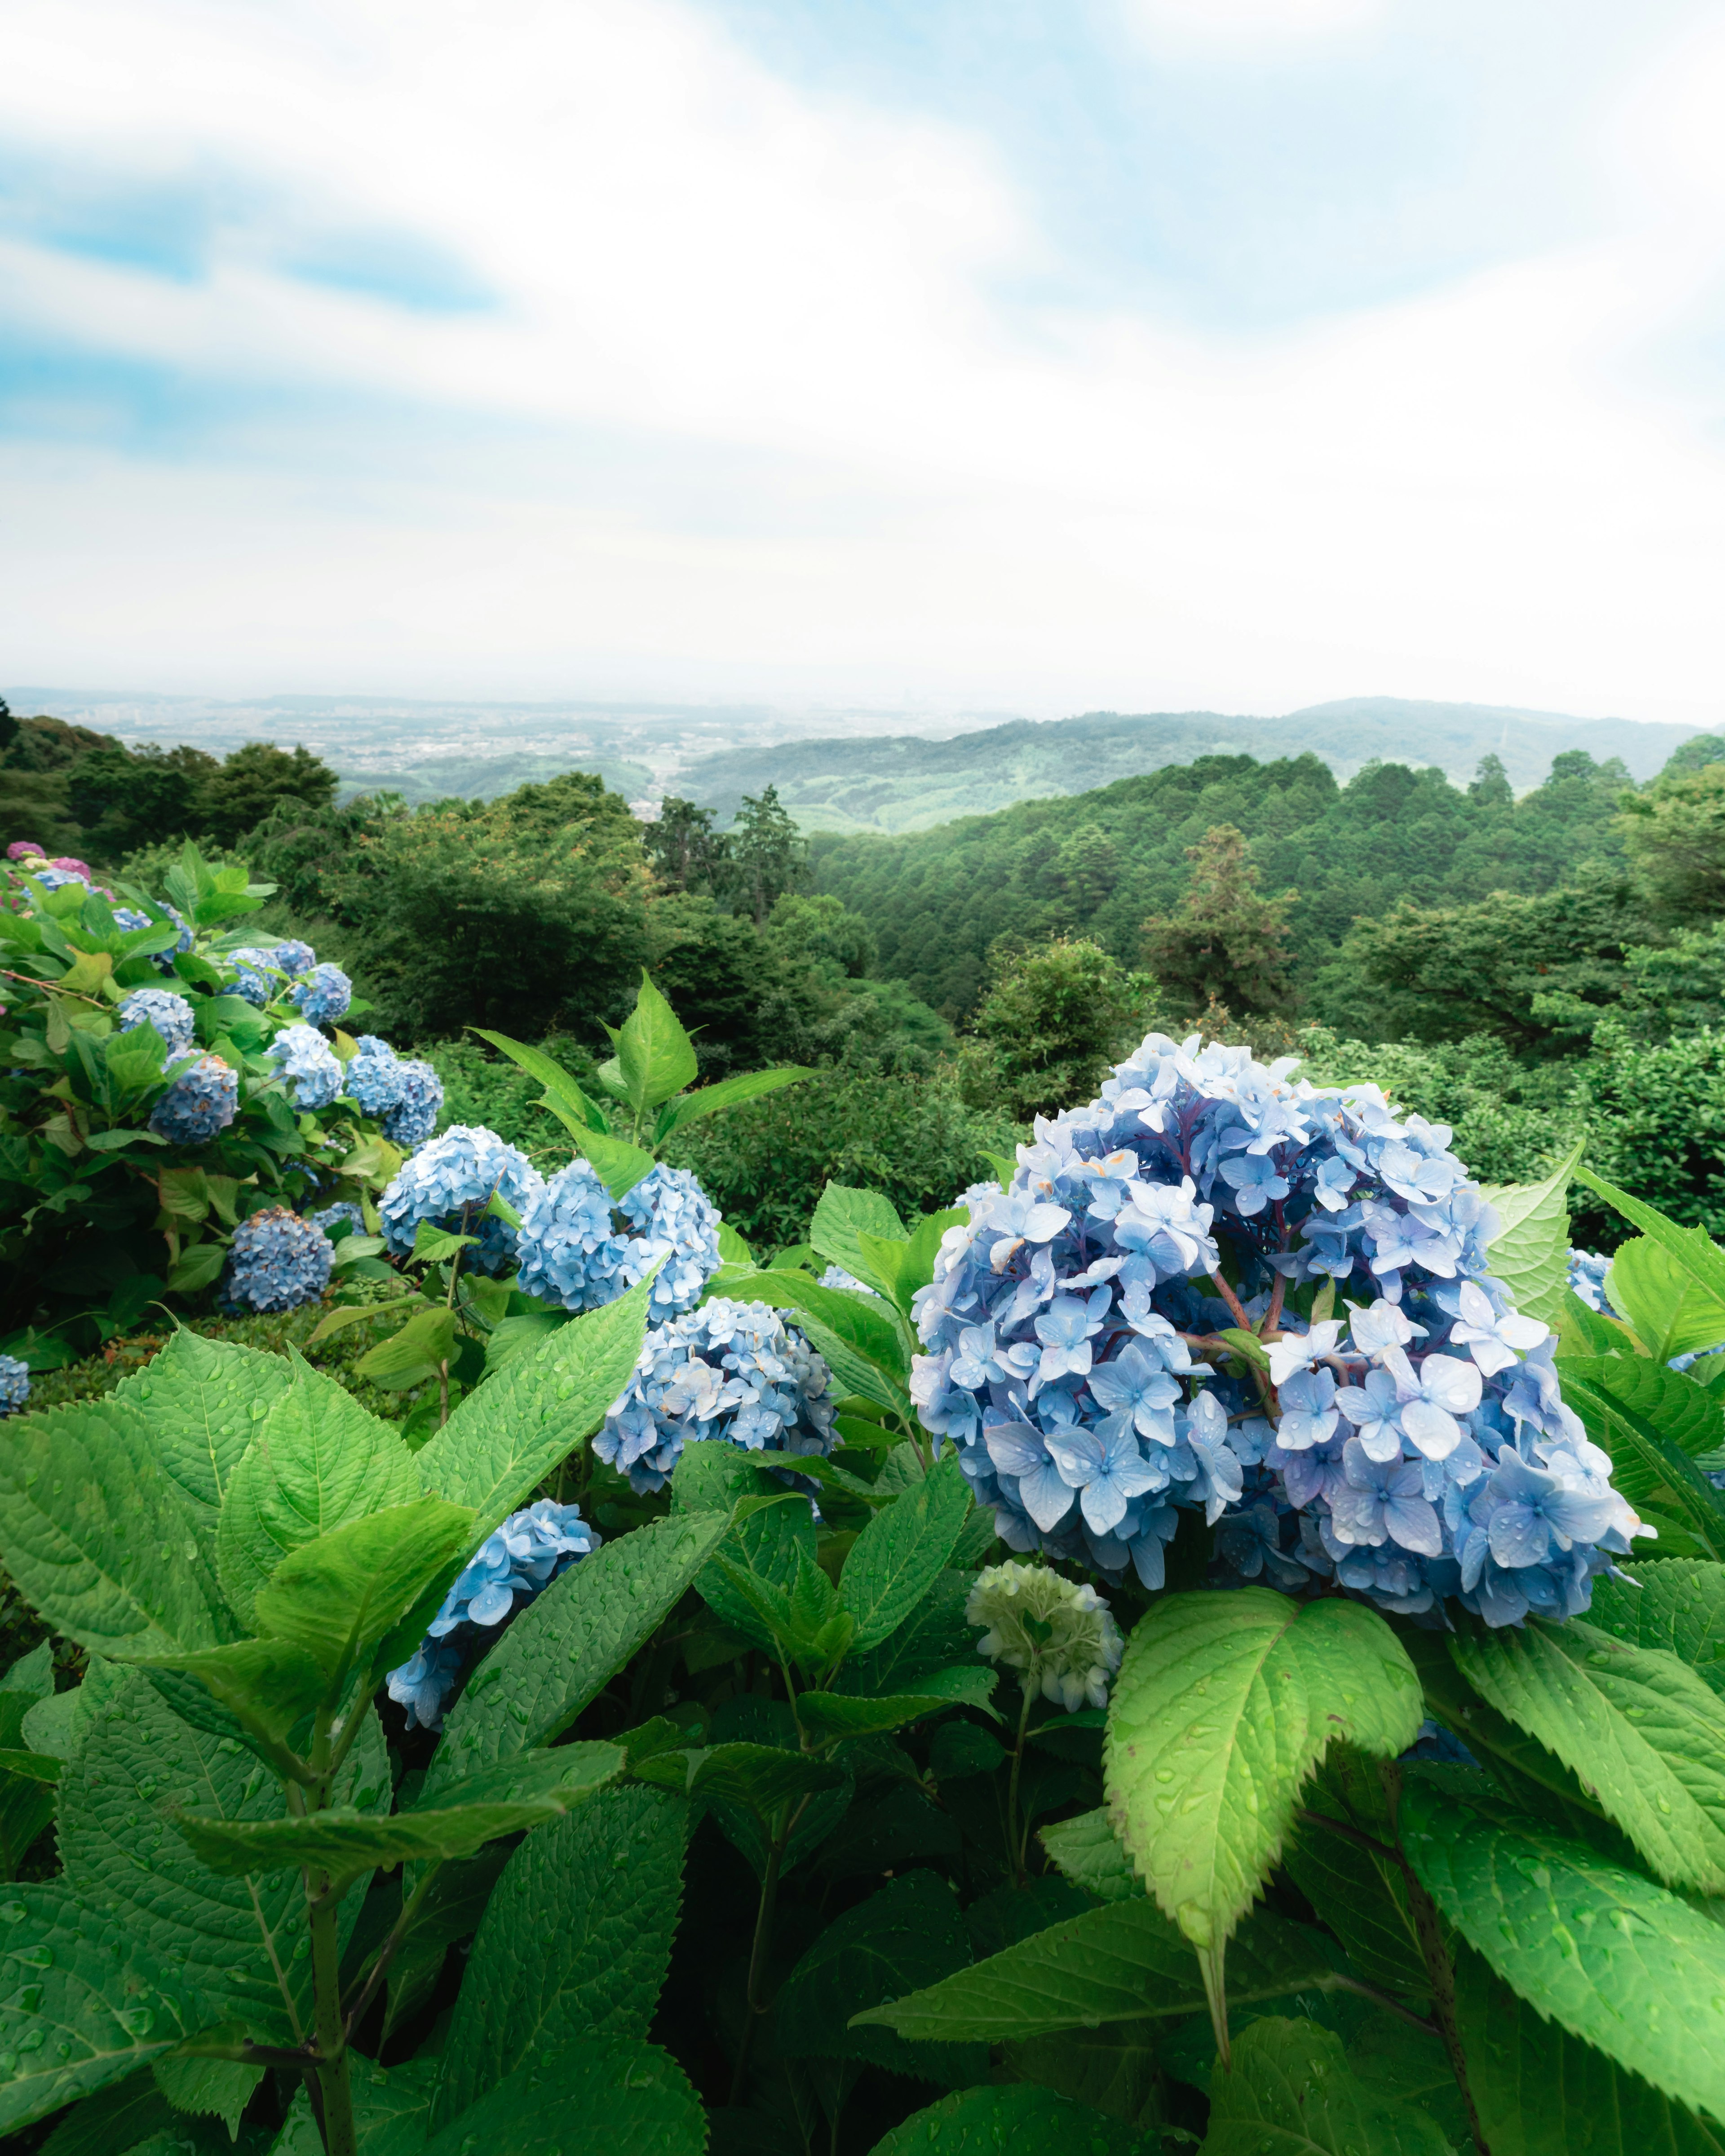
left=4, top=0, right=1725, bottom=728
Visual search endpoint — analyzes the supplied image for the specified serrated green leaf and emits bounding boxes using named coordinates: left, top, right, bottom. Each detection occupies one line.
left=778, top=1869, right=984, bottom=2085
left=1477, top=1137, right=1584, bottom=1326
left=610, top=972, right=699, bottom=1111
left=655, top=1065, right=810, bottom=1140
left=1452, top=1936, right=1725, bottom=2156
left=0, top=1397, right=231, bottom=1658
left=869, top=2085, right=1146, bottom=2155
left=414, top=1275, right=652, bottom=1538
left=354, top=1306, right=458, bottom=1388
left=809, top=1181, right=908, bottom=1288
left=421, top=1509, right=730, bottom=1804
left=635, top=1740, right=845, bottom=1812
left=1102, top=1587, right=1421, bottom=2046
left=723, top=1269, right=913, bottom=1417
left=796, top=1667, right=994, bottom=1744
left=894, top=1208, right=969, bottom=1315
left=1578, top=1168, right=1725, bottom=1308
left=216, top=1365, right=420, bottom=1629
left=262, top=2051, right=437, bottom=2156
left=136, top=1638, right=326, bottom=1751
left=150, top=2050, right=261, bottom=2134
left=35, top=2069, right=178, bottom=2156
left=1561, top=1358, right=1725, bottom=1557
left=1199, top=2016, right=1452, bottom=2156
left=468, top=1029, right=611, bottom=1135
left=838, top=1452, right=970, bottom=1653
left=1401, top=1780, right=1725, bottom=2121
left=1608, top=1237, right=1725, bottom=1364
left=110, top=1329, right=294, bottom=1519
left=851, top=1899, right=1339, bottom=2043
left=1039, top=1808, right=1141, bottom=1904
left=1588, top=1561, right=1725, bottom=1696
left=1556, top=1285, right=1637, bottom=1359
left=1284, top=1752, right=1428, bottom=2002
left=837, top=1568, right=977, bottom=1697
left=567, top=1126, right=657, bottom=1202
left=431, top=1788, right=687, bottom=2128
left=1453, top=1615, right=1725, bottom=1892
left=695, top=1489, right=814, bottom=1652
left=0, top=1886, right=202, bottom=2135
left=419, top=2036, right=705, bottom=2156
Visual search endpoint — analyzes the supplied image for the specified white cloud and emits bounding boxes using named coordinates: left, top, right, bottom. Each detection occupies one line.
left=2, top=0, right=1724, bottom=724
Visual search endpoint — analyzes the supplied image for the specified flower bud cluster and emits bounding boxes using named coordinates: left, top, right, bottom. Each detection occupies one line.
left=221, top=1204, right=335, bottom=1314
left=914, top=1033, right=1648, bottom=1626
left=965, top=1560, right=1123, bottom=1712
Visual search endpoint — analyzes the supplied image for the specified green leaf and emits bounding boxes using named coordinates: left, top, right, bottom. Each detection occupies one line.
left=1103, top=1589, right=1421, bottom=2053
left=260, top=2051, right=437, bottom=2156
left=415, top=1276, right=653, bottom=1538
left=354, top=1306, right=459, bottom=1388
left=252, top=1496, right=475, bottom=1690
left=839, top=1452, right=971, bottom=1653
left=856, top=1230, right=910, bottom=1306
left=1576, top=1167, right=1725, bottom=1311
left=468, top=1029, right=612, bottom=1136
left=1284, top=1753, right=1428, bottom=2002
left=1452, top=1615, right=1725, bottom=1892
left=838, top=1567, right=978, bottom=1698
left=431, top=1788, right=688, bottom=2128
left=418, top=2036, right=706, bottom=2156
left=420, top=1509, right=730, bottom=1803
left=655, top=1065, right=811, bottom=1140
left=716, top=1220, right=754, bottom=1265
left=216, top=1364, right=420, bottom=1629
left=724, top=1269, right=913, bottom=1417
left=893, top=1207, right=970, bottom=1314
left=136, top=1637, right=327, bottom=1751
left=177, top=1743, right=622, bottom=1882
left=165, top=1243, right=228, bottom=1296
left=1039, top=1808, right=1141, bottom=1904
left=636, top=1740, right=846, bottom=1812
left=609, top=972, right=699, bottom=1112
left=0, top=1745, right=58, bottom=1783
left=1400, top=1779, right=1725, bottom=2121
left=58, top=1666, right=382, bottom=2043
left=0, top=1886, right=202, bottom=2134
left=1587, top=1561, right=1725, bottom=1696
left=150, top=2050, right=262, bottom=2135
left=852, top=1898, right=1340, bottom=2044
left=1199, top=2015, right=1452, bottom=2156
left=410, top=1221, right=478, bottom=1266
left=0, top=1397, right=231, bottom=1658
left=110, top=1328, right=295, bottom=1520
left=1478, top=1136, right=1584, bottom=1325
left=695, top=1490, right=815, bottom=1652
left=1561, top=1357, right=1725, bottom=1556
left=566, top=1126, right=657, bottom=1202
left=868, top=2085, right=1149, bottom=2155
left=1608, top=1237, right=1725, bottom=1363
left=35, top=2070, right=178, bottom=2156
left=796, top=1667, right=995, bottom=1745
left=809, top=1181, right=909, bottom=1290
left=778, top=1869, right=984, bottom=2085
left=1452, top=1937, right=1725, bottom=2156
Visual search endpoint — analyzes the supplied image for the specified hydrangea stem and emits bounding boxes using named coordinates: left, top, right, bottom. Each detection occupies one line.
left=729, top=1816, right=790, bottom=2104
left=1006, top=1670, right=1037, bottom=1886
left=308, top=1883, right=358, bottom=2156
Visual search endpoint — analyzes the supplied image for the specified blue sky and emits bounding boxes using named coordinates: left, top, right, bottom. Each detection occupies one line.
left=3, top=0, right=1725, bottom=720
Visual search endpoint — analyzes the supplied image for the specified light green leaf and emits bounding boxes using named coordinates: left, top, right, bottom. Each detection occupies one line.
left=419, top=2036, right=706, bottom=2156
left=431, top=1788, right=687, bottom=2128
left=0, top=1886, right=202, bottom=2135
left=724, top=1269, right=913, bottom=1417
left=778, top=1869, right=984, bottom=2085
left=415, top=1276, right=652, bottom=1538
left=893, top=1208, right=970, bottom=1316
left=655, top=1065, right=811, bottom=1140
left=252, top=1496, right=475, bottom=1690
left=852, top=1898, right=1340, bottom=2044
left=468, top=1029, right=611, bottom=1136
left=1453, top=1615, right=1725, bottom=1892
left=809, top=1180, right=909, bottom=1289
left=869, top=2085, right=1147, bottom=2155
left=855, top=1231, right=910, bottom=1306
left=608, top=972, right=699, bottom=1112
left=1103, top=1589, right=1421, bottom=2052
left=1608, top=1237, right=1725, bottom=1363
left=567, top=1127, right=657, bottom=1202
left=1587, top=1561, right=1725, bottom=1697
left=1039, top=1808, right=1141, bottom=1905
left=420, top=1510, right=730, bottom=1803
left=109, top=1328, right=294, bottom=1519
left=1452, top=1937, right=1725, bottom=2156
left=354, top=1306, right=459, bottom=1388
left=0, top=1397, right=231, bottom=1658
left=1561, top=1357, right=1725, bottom=1557
left=1199, top=2016, right=1452, bottom=2156
left=716, top=1220, right=754, bottom=1265
left=839, top=1452, right=971, bottom=1653
left=1479, top=1135, right=1584, bottom=1325
left=58, top=1666, right=389, bottom=2045
left=1578, top=1167, right=1725, bottom=1307
left=216, top=1364, right=420, bottom=1628
left=1400, top=1780, right=1725, bottom=2121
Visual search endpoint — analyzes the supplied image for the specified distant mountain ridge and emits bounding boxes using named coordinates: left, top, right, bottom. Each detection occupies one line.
left=677, top=697, right=1713, bottom=835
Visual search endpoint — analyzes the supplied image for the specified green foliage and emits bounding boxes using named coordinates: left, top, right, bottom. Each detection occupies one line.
left=1141, top=822, right=1300, bottom=1019
left=957, top=936, right=1154, bottom=1123
left=1199, top=2015, right=1451, bottom=2156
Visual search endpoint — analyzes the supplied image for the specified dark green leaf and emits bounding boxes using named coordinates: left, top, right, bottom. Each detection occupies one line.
left=838, top=1452, right=971, bottom=1653
left=1039, top=1808, right=1141, bottom=1904
left=696, top=1491, right=815, bottom=1652
left=636, top=1740, right=845, bottom=1812
left=1199, top=2015, right=1452, bottom=2156
left=419, top=2036, right=705, bottom=2156
left=797, top=1666, right=995, bottom=1744
left=867, top=2084, right=1148, bottom=2154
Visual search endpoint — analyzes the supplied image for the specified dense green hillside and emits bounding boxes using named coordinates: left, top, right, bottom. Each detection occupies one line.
left=681, top=695, right=1709, bottom=834
left=810, top=744, right=1636, bottom=1018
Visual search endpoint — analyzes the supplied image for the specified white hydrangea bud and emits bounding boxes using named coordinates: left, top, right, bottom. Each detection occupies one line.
left=964, top=1559, right=1123, bottom=1712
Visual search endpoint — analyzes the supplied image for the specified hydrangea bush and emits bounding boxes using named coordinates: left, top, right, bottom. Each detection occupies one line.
left=913, top=1032, right=1646, bottom=1625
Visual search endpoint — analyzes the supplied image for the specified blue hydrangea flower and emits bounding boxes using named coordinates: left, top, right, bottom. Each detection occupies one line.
left=384, top=1060, right=443, bottom=1149
left=344, top=1037, right=404, bottom=1116
left=378, top=1124, right=541, bottom=1274
left=269, top=1023, right=344, bottom=1109
left=149, top=1054, right=239, bottom=1143
left=32, top=866, right=88, bottom=893
left=112, top=906, right=150, bottom=932
left=1567, top=1249, right=1610, bottom=1313
left=221, top=1205, right=335, bottom=1314
left=117, top=988, right=196, bottom=1060
left=912, top=1032, right=1648, bottom=1624
left=0, top=1354, right=29, bottom=1417
left=273, top=939, right=316, bottom=977
left=596, top=1297, right=836, bottom=1492
left=514, top=1160, right=630, bottom=1310
left=819, top=1264, right=869, bottom=1293
left=618, top=1164, right=723, bottom=1320
left=227, top=946, right=279, bottom=1006
left=385, top=1500, right=598, bottom=1730
left=309, top=1199, right=366, bottom=1240
left=151, top=904, right=194, bottom=975
left=291, top=962, right=352, bottom=1026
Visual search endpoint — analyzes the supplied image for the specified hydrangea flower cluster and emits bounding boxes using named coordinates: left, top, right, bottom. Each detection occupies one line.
left=117, top=988, right=196, bottom=1060
left=913, top=1033, right=1648, bottom=1627
left=112, top=906, right=150, bottom=933
left=309, top=1199, right=365, bottom=1239
left=228, top=946, right=279, bottom=1006
left=596, top=1297, right=836, bottom=1492
left=269, top=1024, right=344, bottom=1109
left=966, top=1560, right=1123, bottom=1712
left=221, top=1205, right=335, bottom=1314
left=515, top=1160, right=628, bottom=1310
left=155, top=905, right=194, bottom=970
left=386, top=1501, right=598, bottom=1730
left=291, top=962, right=352, bottom=1026
left=1568, top=1249, right=1610, bottom=1313
left=617, top=1165, right=723, bottom=1320
left=378, top=1125, right=542, bottom=1274
left=149, top=1054, right=239, bottom=1143
left=820, top=1264, right=869, bottom=1293
left=0, top=1354, right=30, bottom=1417
left=273, top=939, right=316, bottom=977
left=341, top=1036, right=443, bottom=1146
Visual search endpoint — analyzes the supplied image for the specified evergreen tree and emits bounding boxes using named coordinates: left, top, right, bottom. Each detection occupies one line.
left=1140, top=823, right=1298, bottom=1017
left=643, top=795, right=728, bottom=895
left=728, top=783, right=809, bottom=926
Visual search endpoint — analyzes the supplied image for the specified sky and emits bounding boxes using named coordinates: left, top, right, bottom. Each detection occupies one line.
left=4, top=0, right=1725, bottom=722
